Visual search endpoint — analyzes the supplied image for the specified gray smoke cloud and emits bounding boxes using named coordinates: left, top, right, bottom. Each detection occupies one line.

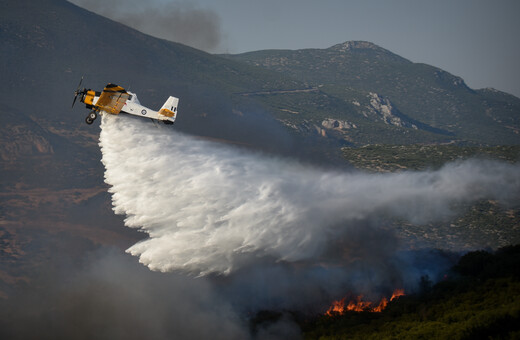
left=99, top=114, right=520, bottom=278
left=68, top=0, right=222, bottom=51
left=0, top=248, right=250, bottom=340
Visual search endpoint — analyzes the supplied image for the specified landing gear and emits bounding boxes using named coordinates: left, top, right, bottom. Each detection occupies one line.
left=85, top=110, right=98, bottom=125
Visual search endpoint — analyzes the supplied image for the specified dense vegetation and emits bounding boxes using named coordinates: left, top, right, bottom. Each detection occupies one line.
left=341, top=144, right=520, bottom=250
left=302, top=245, right=520, bottom=339
left=342, top=144, right=520, bottom=172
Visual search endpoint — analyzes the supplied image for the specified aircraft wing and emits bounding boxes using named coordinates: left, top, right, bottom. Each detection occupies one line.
left=95, top=84, right=130, bottom=114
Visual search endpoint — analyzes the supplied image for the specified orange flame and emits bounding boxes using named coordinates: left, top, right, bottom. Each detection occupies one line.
left=326, top=298, right=347, bottom=315
left=325, top=289, right=404, bottom=316
left=391, top=288, right=405, bottom=301
left=345, top=295, right=373, bottom=312
left=371, top=297, right=388, bottom=313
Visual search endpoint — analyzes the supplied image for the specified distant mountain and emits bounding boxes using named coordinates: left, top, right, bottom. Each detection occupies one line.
left=1, top=0, right=519, bottom=211
left=223, top=41, right=520, bottom=145
left=1, top=1, right=519, bottom=173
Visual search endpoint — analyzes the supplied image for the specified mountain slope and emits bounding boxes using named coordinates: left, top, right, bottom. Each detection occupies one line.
left=223, top=41, right=520, bottom=145
left=3, top=0, right=338, bottom=158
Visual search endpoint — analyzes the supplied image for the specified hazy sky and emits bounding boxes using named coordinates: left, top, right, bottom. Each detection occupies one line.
left=71, top=0, right=520, bottom=97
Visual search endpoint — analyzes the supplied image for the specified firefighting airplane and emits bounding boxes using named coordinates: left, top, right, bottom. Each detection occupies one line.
left=72, top=78, right=179, bottom=125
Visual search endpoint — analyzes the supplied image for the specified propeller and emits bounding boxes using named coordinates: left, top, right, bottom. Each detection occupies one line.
left=72, top=76, right=85, bottom=108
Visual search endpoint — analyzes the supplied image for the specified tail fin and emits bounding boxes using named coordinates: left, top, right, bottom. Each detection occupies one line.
left=158, top=96, right=179, bottom=123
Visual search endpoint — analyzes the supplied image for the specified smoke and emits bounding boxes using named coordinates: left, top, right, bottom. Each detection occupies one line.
left=68, top=0, right=222, bottom=51
left=0, top=248, right=249, bottom=340
left=99, top=114, right=520, bottom=278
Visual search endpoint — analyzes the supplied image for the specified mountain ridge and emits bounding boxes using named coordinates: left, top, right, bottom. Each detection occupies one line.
left=223, top=40, right=520, bottom=145
left=2, top=0, right=518, bottom=148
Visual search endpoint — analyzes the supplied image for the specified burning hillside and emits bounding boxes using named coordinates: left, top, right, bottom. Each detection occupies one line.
left=326, top=289, right=405, bottom=315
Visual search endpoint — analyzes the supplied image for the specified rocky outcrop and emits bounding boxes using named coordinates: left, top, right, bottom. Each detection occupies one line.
left=321, top=118, right=356, bottom=130
left=365, top=92, right=417, bottom=129
left=278, top=118, right=357, bottom=138
left=316, top=118, right=357, bottom=137
left=332, top=41, right=381, bottom=52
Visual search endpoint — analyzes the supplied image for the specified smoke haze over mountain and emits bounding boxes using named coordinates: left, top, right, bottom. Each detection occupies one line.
left=99, top=115, right=520, bottom=277
left=68, top=0, right=222, bottom=51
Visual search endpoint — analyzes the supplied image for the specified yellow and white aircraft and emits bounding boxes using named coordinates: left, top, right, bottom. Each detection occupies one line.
left=72, top=78, right=179, bottom=125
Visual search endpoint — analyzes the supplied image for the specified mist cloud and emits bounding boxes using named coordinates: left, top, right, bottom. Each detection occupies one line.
left=69, top=0, right=222, bottom=51
left=99, top=115, right=520, bottom=277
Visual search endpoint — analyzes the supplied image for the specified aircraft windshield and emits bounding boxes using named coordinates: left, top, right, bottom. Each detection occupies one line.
left=127, top=91, right=140, bottom=104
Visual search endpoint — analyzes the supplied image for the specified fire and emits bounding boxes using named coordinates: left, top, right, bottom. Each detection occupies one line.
left=391, top=288, right=405, bottom=301
left=371, top=297, right=388, bottom=313
left=345, top=296, right=373, bottom=312
left=327, top=298, right=347, bottom=315
left=325, top=289, right=405, bottom=316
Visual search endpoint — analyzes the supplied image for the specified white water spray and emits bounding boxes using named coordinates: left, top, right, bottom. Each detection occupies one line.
left=99, top=115, right=520, bottom=276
